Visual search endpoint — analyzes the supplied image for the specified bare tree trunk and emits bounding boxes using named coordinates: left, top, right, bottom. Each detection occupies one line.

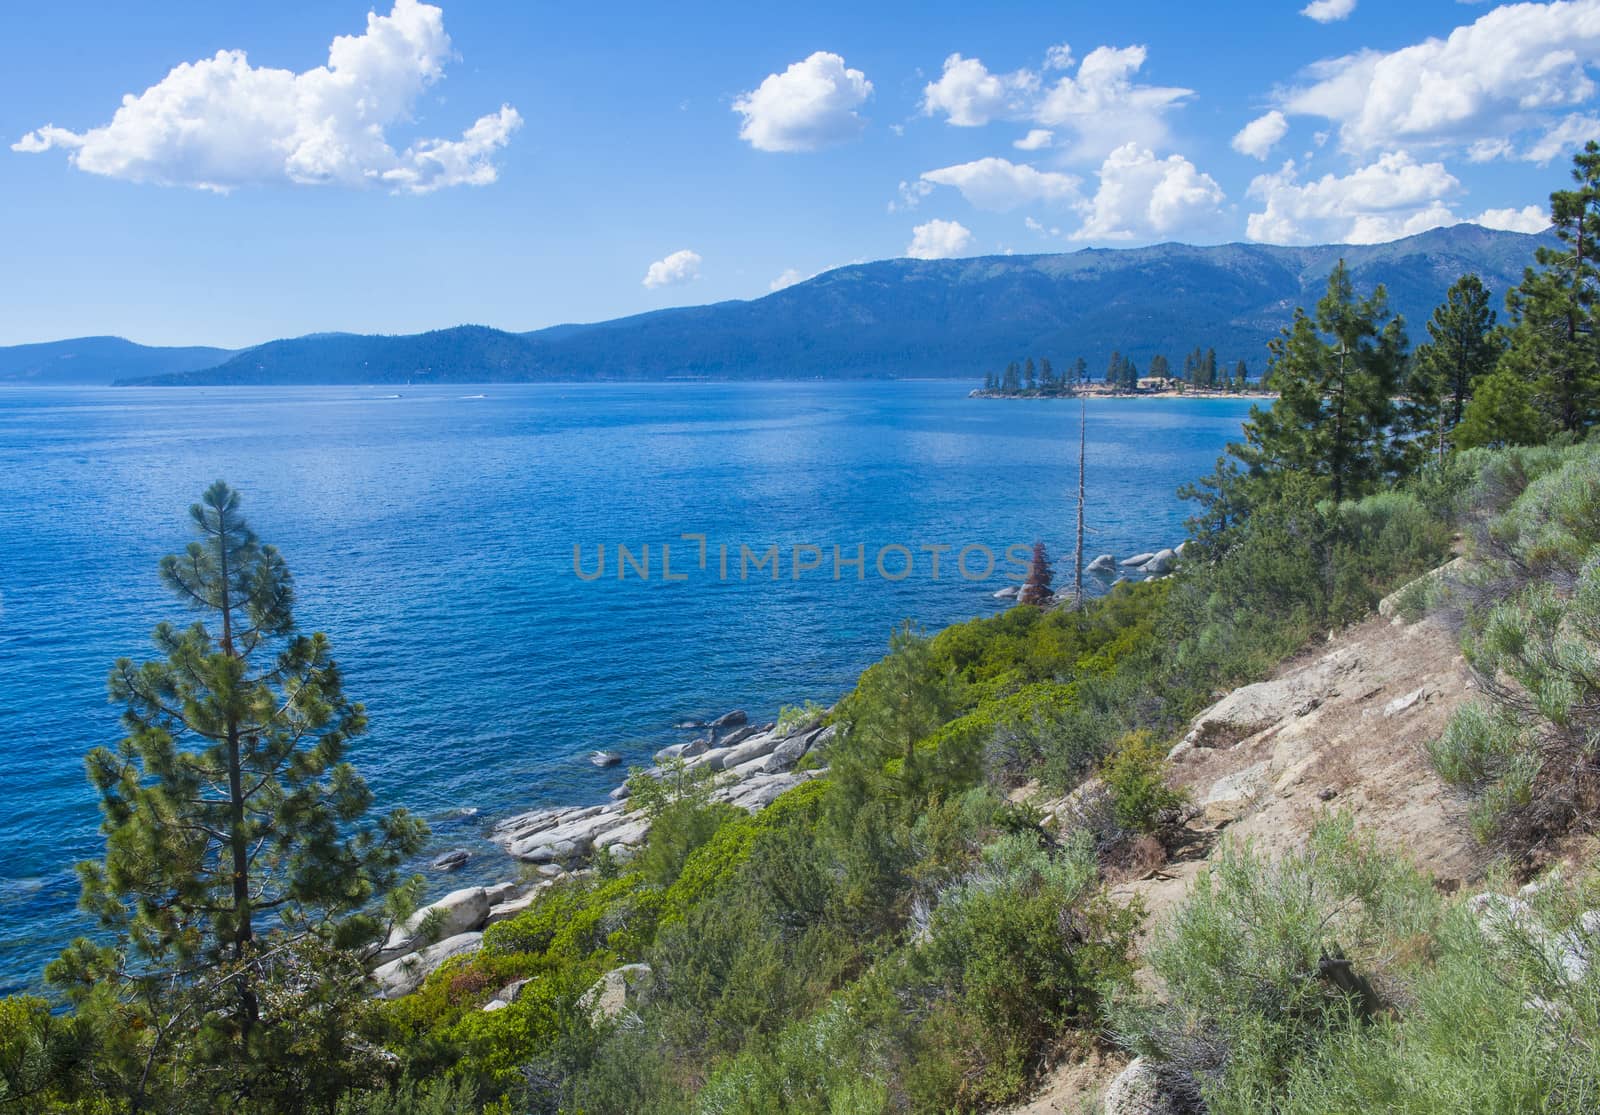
left=1074, top=392, right=1086, bottom=609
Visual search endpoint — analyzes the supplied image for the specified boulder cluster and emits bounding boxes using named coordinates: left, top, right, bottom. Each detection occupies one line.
left=371, top=712, right=836, bottom=1000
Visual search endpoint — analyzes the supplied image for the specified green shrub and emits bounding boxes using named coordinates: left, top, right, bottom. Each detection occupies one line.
left=1115, top=815, right=1440, bottom=1109
left=903, top=832, right=1135, bottom=1109
left=1432, top=555, right=1600, bottom=844
left=1268, top=872, right=1600, bottom=1114
left=1099, top=730, right=1190, bottom=835
left=775, top=700, right=828, bottom=734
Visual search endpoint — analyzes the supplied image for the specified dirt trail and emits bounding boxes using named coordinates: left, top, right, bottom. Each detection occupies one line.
left=1007, top=603, right=1482, bottom=1113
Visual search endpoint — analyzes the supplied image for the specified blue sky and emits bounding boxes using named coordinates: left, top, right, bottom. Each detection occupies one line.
left=1, top=0, right=1593, bottom=347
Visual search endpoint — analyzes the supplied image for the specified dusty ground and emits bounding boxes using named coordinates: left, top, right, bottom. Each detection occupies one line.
left=1010, top=600, right=1486, bottom=1112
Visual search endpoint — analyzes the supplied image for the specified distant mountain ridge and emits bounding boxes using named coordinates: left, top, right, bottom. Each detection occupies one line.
left=0, top=337, right=238, bottom=386
left=0, top=224, right=1553, bottom=387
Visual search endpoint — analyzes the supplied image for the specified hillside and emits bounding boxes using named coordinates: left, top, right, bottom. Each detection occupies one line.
left=100, top=223, right=1550, bottom=386
left=0, top=336, right=238, bottom=386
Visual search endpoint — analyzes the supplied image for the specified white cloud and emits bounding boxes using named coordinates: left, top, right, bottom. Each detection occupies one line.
left=907, top=219, right=975, bottom=259
left=1073, top=143, right=1226, bottom=241
left=1245, top=151, right=1461, bottom=244
left=1034, top=45, right=1194, bottom=159
left=1467, top=137, right=1515, bottom=162
left=769, top=267, right=808, bottom=291
left=1524, top=112, right=1600, bottom=162
left=733, top=51, right=872, bottom=152
left=1473, top=204, right=1551, bottom=232
left=643, top=249, right=702, bottom=289
left=11, top=0, right=519, bottom=193
left=1232, top=110, right=1290, bottom=160
left=1284, top=0, right=1600, bottom=155
left=921, top=53, right=1036, bottom=127
left=888, top=178, right=934, bottom=212
left=1013, top=128, right=1054, bottom=150
left=916, top=42, right=1189, bottom=159
left=920, top=157, right=1081, bottom=211
left=1302, top=0, right=1358, bottom=23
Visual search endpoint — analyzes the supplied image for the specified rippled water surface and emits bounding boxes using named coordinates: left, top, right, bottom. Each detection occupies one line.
left=0, top=381, right=1253, bottom=991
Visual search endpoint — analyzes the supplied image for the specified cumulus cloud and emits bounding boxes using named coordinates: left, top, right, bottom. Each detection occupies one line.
left=1524, top=113, right=1600, bottom=163
left=920, top=157, right=1081, bottom=211
left=907, top=219, right=975, bottom=259
left=916, top=42, right=1189, bottom=160
left=1232, top=110, right=1290, bottom=160
left=1473, top=204, right=1551, bottom=232
left=1467, top=137, right=1515, bottom=162
left=643, top=249, right=702, bottom=289
left=1302, top=0, right=1358, bottom=23
left=11, top=0, right=519, bottom=193
left=733, top=51, right=872, bottom=152
left=769, top=267, right=808, bottom=291
left=1034, top=45, right=1193, bottom=158
left=1283, top=0, right=1600, bottom=156
left=1245, top=151, right=1461, bottom=244
left=920, top=53, right=1036, bottom=127
left=1013, top=128, right=1054, bottom=150
left=1073, top=143, right=1226, bottom=241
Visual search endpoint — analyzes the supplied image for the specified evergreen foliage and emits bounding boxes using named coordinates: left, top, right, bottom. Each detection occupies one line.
left=1234, top=261, right=1409, bottom=501
left=46, top=482, right=427, bottom=1113
left=1500, top=141, right=1600, bottom=434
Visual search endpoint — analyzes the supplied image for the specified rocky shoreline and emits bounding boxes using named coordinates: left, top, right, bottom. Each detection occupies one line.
left=369, top=711, right=836, bottom=998
left=371, top=534, right=1196, bottom=998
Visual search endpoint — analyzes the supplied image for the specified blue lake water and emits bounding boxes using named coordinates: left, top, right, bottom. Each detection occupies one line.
left=0, top=382, right=1253, bottom=992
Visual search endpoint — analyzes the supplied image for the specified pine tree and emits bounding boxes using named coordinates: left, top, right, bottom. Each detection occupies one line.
left=49, top=482, right=427, bottom=1110
left=1412, top=273, right=1502, bottom=462
left=1234, top=261, right=1408, bottom=502
left=1002, top=361, right=1022, bottom=393
left=1233, top=359, right=1249, bottom=391
left=1501, top=141, right=1600, bottom=434
left=1071, top=357, right=1088, bottom=388
left=984, top=368, right=997, bottom=392
left=1040, top=357, right=1055, bottom=392
left=1454, top=369, right=1553, bottom=449
left=1019, top=541, right=1055, bottom=606
left=1149, top=354, right=1171, bottom=381
left=1202, top=348, right=1218, bottom=388
left=1024, top=357, right=1037, bottom=391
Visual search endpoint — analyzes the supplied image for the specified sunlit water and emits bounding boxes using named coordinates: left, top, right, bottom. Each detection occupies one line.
left=0, top=381, right=1252, bottom=991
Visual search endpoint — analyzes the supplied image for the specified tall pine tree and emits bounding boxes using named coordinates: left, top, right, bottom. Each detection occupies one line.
left=1411, top=273, right=1502, bottom=462
left=1501, top=141, right=1600, bottom=434
left=50, top=482, right=427, bottom=1110
left=1234, top=261, right=1408, bottom=502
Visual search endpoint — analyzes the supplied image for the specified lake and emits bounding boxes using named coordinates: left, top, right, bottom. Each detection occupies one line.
left=0, top=381, right=1253, bottom=992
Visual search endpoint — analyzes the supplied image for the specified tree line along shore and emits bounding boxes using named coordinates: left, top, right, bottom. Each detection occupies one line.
left=4, top=141, right=1600, bottom=1115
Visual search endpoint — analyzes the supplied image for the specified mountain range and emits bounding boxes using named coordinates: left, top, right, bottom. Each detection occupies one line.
left=0, top=224, right=1552, bottom=387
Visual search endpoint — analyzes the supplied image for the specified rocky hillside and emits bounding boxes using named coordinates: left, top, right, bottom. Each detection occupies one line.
left=1011, top=557, right=1582, bottom=1113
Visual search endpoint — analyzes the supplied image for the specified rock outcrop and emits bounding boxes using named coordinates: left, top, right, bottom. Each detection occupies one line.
left=372, top=932, right=484, bottom=1000
left=579, top=963, right=655, bottom=1025
left=490, top=720, right=832, bottom=867
left=377, top=886, right=491, bottom=964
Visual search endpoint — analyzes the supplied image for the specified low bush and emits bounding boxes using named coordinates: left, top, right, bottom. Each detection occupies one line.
left=1099, top=730, right=1190, bottom=836
left=1114, top=814, right=1440, bottom=1109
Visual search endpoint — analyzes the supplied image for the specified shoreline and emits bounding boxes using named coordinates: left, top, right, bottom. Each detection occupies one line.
left=371, top=712, right=835, bottom=997
left=970, top=388, right=1277, bottom=401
